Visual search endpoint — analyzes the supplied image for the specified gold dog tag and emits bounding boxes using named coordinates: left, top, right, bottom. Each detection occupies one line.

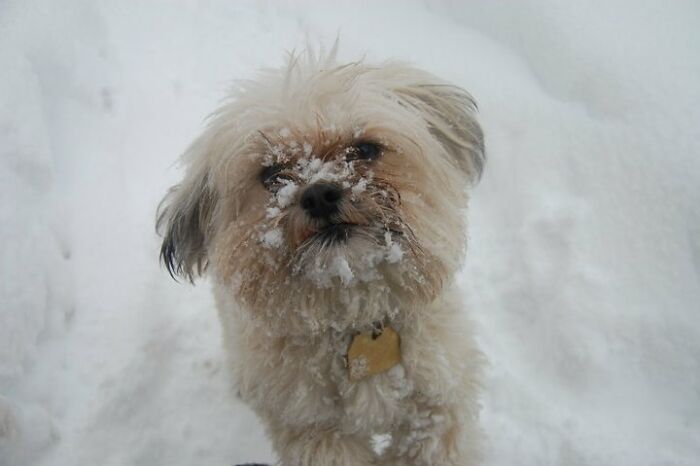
left=347, top=326, right=401, bottom=382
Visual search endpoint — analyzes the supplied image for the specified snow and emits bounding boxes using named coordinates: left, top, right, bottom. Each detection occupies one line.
left=351, top=177, right=369, bottom=197
left=265, top=206, right=281, bottom=219
left=384, top=231, right=404, bottom=264
left=274, top=180, right=299, bottom=209
left=1, top=1, right=699, bottom=465
left=331, top=256, right=355, bottom=286
left=261, top=229, right=284, bottom=249
left=305, top=254, right=356, bottom=288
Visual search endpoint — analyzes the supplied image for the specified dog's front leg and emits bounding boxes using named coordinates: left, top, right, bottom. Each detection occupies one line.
left=269, top=423, right=377, bottom=466
left=381, top=400, right=479, bottom=466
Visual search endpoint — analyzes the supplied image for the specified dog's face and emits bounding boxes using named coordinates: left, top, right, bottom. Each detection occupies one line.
left=158, top=54, right=484, bottom=334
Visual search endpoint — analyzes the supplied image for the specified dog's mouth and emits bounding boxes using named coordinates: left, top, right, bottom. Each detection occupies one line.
left=298, top=222, right=406, bottom=247
left=288, top=215, right=373, bottom=252
left=302, top=222, right=356, bottom=245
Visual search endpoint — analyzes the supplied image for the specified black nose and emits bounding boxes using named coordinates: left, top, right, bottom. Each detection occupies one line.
left=300, top=182, right=342, bottom=219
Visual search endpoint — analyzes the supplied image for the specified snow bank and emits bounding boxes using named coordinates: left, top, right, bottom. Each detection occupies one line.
left=0, top=16, right=74, bottom=465
left=1, top=0, right=698, bottom=465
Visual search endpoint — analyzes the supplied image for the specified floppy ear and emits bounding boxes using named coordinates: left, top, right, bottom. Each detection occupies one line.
left=394, top=82, right=485, bottom=181
left=156, top=164, right=218, bottom=282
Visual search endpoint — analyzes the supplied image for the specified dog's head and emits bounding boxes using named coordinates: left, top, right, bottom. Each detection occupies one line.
left=157, top=51, right=484, bottom=333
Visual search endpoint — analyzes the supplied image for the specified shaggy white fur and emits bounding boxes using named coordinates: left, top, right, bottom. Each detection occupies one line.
left=158, top=47, right=485, bottom=466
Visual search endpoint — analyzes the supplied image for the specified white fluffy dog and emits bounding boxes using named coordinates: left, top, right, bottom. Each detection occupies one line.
left=157, top=48, right=485, bottom=466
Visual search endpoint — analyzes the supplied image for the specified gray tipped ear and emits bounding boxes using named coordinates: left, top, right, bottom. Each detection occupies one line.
left=395, top=83, right=485, bottom=181
left=156, top=168, right=217, bottom=282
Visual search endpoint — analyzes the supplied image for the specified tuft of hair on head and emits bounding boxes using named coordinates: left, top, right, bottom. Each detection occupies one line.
left=280, top=39, right=342, bottom=91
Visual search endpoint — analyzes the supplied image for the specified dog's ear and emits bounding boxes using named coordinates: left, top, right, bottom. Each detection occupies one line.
left=394, top=82, right=485, bottom=181
left=156, top=163, right=218, bottom=282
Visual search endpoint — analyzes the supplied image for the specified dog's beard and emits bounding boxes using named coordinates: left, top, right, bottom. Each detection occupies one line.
left=292, top=223, right=408, bottom=288
left=276, top=174, right=422, bottom=288
left=214, top=205, right=444, bottom=335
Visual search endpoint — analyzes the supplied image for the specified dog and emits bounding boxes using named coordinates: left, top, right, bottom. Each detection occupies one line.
left=157, top=47, right=485, bottom=466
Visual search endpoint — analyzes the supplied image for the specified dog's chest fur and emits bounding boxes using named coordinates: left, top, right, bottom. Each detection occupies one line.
left=227, top=310, right=415, bottom=432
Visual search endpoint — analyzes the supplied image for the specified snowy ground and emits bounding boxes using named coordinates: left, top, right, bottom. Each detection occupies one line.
left=1, top=1, right=699, bottom=465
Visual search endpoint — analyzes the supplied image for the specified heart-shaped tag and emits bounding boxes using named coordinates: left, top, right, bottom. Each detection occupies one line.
left=347, top=326, right=401, bottom=382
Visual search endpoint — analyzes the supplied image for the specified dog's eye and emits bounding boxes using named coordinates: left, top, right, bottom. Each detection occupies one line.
left=260, top=164, right=290, bottom=189
left=348, top=141, right=382, bottom=162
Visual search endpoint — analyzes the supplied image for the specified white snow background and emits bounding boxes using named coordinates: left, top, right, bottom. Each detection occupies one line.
left=1, top=1, right=699, bottom=465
